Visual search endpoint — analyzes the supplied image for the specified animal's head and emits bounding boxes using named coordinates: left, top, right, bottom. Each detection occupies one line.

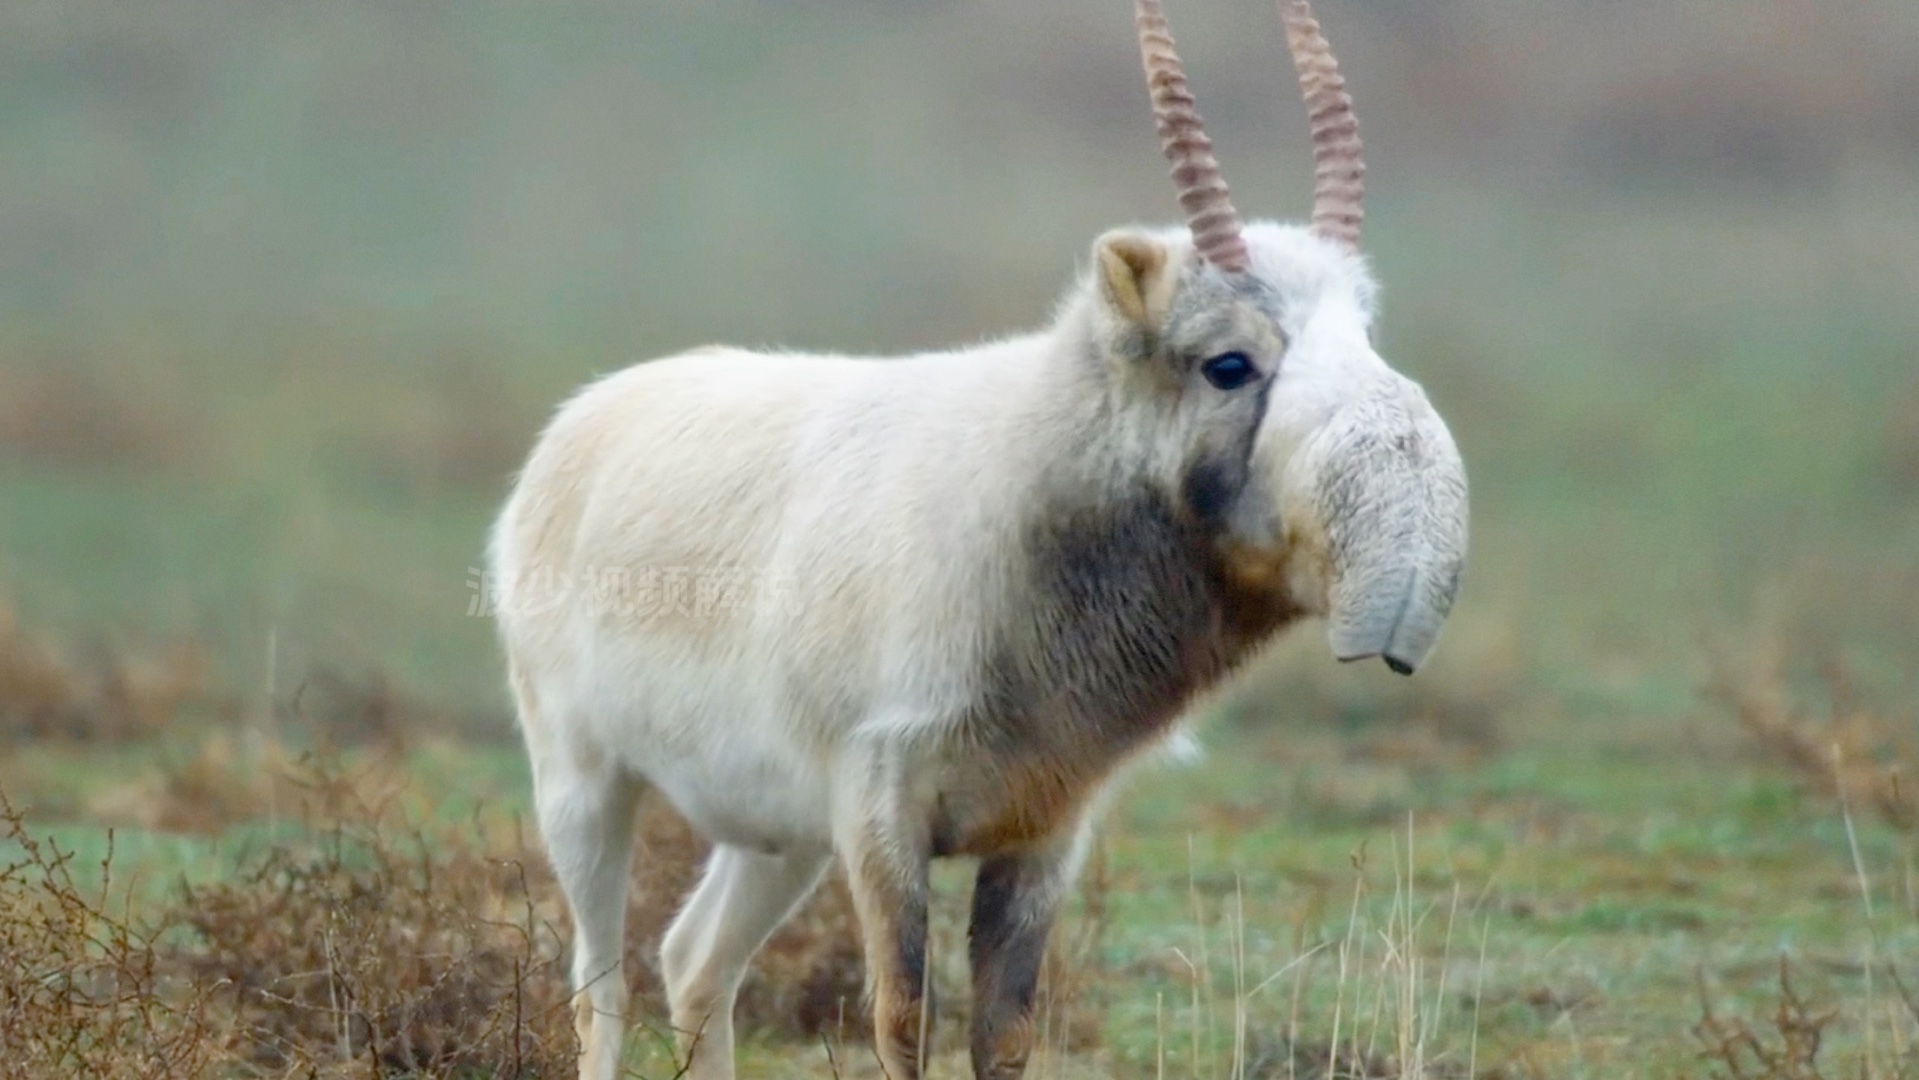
left=1088, top=0, right=1467, bottom=674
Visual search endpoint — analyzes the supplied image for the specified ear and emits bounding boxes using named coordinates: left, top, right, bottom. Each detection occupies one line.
left=1094, top=231, right=1175, bottom=329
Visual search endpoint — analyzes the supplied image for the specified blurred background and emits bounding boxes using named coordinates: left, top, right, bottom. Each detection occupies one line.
left=3, top=2, right=1919, bottom=1074
left=1, top=0, right=1916, bottom=717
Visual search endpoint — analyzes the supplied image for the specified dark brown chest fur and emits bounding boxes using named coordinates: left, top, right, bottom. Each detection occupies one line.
left=929, top=490, right=1303, bottom=857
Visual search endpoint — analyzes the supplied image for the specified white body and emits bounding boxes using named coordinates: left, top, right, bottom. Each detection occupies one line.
left=502, top=339, right=1071, bottom=854
left=493, top=224, right=1466, bottom=1080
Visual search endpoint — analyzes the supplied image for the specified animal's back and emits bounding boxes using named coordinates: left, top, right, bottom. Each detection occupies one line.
left=495, top=347, right=854, bottom=596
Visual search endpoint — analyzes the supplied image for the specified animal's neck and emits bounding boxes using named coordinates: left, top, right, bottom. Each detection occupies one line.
left=1011, top=298, right=1176, bottom=505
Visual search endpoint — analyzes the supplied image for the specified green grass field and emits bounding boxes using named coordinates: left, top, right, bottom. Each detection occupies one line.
left=4, top=184, right=1918, bottom=1077
left=3, top=646, right=1915, bottom=1076
left=9, top=0, right=1919, bottom=1072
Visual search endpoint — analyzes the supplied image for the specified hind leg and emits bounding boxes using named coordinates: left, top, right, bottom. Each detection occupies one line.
left=522, top=696, right=644, bottom=1080
left=660, top=845, right=831, bottom=1080
left=541, top=763, right=642, bottom=1080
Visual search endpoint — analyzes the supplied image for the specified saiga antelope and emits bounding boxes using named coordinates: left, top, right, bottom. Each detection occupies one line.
left=490, top=1, right=1468, bottom=1077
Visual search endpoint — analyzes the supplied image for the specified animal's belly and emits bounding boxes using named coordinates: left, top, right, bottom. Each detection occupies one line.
left=643, top=747, right=834, bottom=855
left=579, top=636, right=840, bottom=853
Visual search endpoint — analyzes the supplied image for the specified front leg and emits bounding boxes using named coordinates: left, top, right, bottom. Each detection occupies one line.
left=968, top=826, right=1090, bottom=1080
left=836, top=782, right=933, bottom=1080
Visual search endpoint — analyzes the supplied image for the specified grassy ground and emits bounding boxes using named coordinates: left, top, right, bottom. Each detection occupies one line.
left=3, top=646, right=1915, bottom=1077
left=3, top=191, right=1918, bottom=1077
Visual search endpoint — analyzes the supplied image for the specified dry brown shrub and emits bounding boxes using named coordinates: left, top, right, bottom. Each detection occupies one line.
left=15, top=723, right=1114, bottom=1072
left=0, top=795, right=223, bottom=1078
left=76, top=739, right=877, bottom=1049
left=0, top=354, right=200, bottom=470
left=86, top=735, right=411, bottom=836
left=86, top=733, right=279, bottom=835
left=0, top=605, right=76, bottom=733
left=0, top=601, right=227, bottom=743
left=5, top=757, right=578, bottom=1079
left=1708, top=641, right=1916, bottom=831
left=167, top=783, right=576, bottom=1078
left=278, top=664, right=513, bottom=747
left=1692, top=958, right=1858, bottom=1080
left=286, top=665, right=455, bottom=748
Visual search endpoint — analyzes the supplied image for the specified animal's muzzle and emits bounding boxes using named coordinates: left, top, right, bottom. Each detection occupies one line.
left=1327, top=560, right=1459, bottom=677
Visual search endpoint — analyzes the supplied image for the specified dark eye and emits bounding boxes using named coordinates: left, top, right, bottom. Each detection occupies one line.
left=1200, top=351, right=1258, bottom=391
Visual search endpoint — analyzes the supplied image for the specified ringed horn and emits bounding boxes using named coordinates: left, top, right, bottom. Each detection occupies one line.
left=1282, top=0, right=1365, bottom=249
left=1134, top=0, right=1250, bottom=273
left=1133, top=0, right=1367, bottom=263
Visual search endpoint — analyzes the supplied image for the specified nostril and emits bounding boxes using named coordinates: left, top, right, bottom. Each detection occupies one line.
left=1382, top=655, right=1415, bottom=676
